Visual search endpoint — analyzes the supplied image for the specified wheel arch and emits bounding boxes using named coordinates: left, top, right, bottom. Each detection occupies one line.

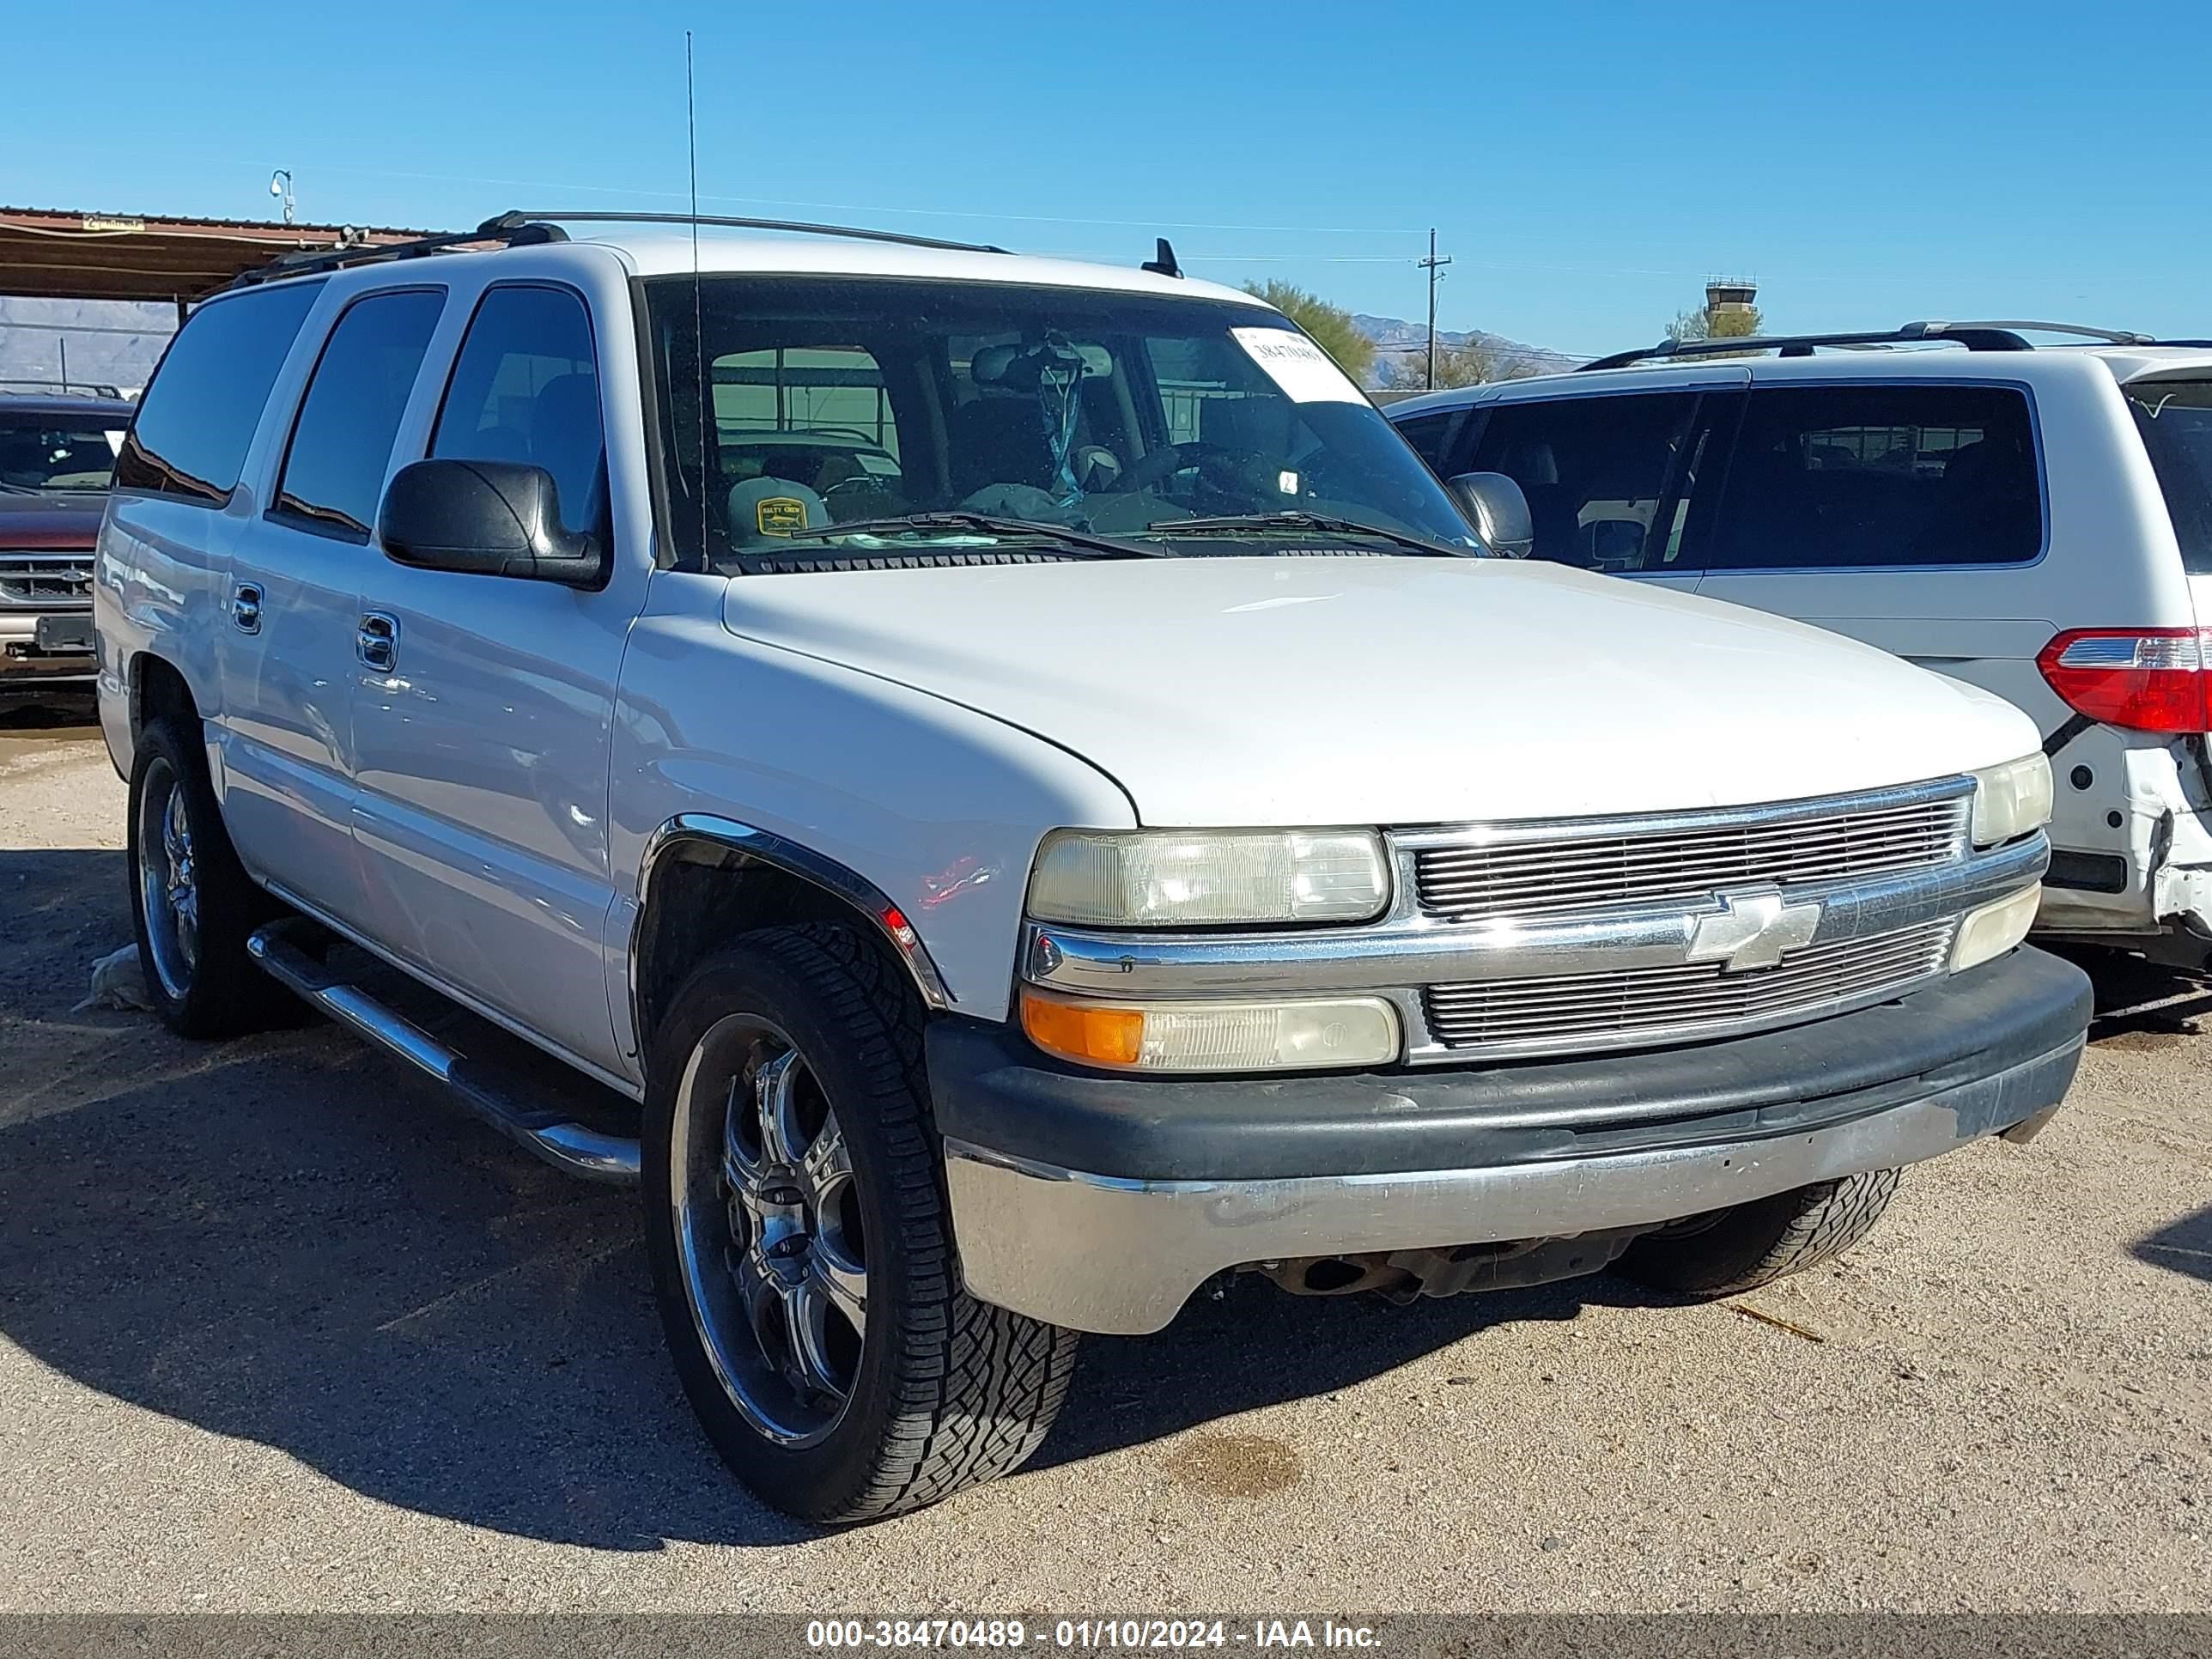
left=129, top=649, right=199, bottom=741
left=629, top=815, right=953, bottom=1059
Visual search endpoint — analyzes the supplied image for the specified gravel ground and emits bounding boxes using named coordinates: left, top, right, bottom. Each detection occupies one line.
left=1, top=714, right=2208, bottom=1613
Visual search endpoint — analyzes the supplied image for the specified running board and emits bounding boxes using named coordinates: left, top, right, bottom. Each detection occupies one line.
left=246, top=921, right=641, bottom=1186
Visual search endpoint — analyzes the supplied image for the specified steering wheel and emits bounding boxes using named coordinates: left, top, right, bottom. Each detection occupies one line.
left=1116, top=441, right=1243, bottom=495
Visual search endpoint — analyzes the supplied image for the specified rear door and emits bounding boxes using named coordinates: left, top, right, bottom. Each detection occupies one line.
left=1692, top=378, right=2054, bottom=671
left=1444, top=377, right=1747, bottom=597
left=218, top=283, right=447, bottom=927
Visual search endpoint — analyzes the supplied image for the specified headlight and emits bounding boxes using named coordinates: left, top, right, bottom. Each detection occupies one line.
left=1952, top=884, right=2042, bottom=971
left=1027, top=828, right=1389, bottom=927
left=1970, top=753, right=2053, bottom=847
left=1019, top=987, right=1401, bottom=1072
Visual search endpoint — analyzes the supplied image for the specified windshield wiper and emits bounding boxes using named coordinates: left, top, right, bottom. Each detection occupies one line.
left=776, top=512, right=1165, bottom=559
left=1146, top=510, right=1469, bottom=558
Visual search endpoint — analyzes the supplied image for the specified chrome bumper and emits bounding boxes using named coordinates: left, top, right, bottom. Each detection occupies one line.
left=944, top=1032, right=2081, bottom=1335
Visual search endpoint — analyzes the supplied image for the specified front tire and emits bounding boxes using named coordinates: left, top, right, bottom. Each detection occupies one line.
left=125, top=718, right=289, bottom=1038
left=642, top=923, right=1078, bottom=1522
left=1613, top=1169, right=1902, bottom=1297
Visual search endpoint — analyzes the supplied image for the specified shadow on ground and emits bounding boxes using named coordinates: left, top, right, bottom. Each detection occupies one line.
left=2133, top=1206, right=2212, bottom=1286
left=0, top=847, right=1593, bottom=1551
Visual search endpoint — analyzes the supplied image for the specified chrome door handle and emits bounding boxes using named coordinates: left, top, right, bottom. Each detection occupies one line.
left=232, top=583, right=263, bottom=635
left=356, top=612, right=398, bottom=672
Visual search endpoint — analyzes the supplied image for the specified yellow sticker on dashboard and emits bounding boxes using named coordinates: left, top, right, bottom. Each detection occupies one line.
left=757, top=496, right=808, bottom=537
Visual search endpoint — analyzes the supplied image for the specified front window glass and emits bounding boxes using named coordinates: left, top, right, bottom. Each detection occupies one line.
left=643, top=276, right=1475, bottom=571
left=1468, top=392, right=1713, bottom=572
left=434, top=285, right=605, bottom=541
left=2127, top=380, right=2212, bottom=575
left=0, top=416, right=129, bottom=495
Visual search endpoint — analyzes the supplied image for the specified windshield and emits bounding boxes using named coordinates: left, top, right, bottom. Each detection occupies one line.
left=2128, top=380, right=2212, bottom=574
left=0, top=415, right=127, bottom=495
left=641, top=276, right=1476, bottom=570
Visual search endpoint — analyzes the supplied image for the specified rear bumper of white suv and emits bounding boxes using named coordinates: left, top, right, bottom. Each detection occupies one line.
left=930, top=948, right=2089, bottom=1334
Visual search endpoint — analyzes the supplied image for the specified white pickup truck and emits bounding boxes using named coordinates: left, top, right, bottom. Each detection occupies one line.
left=95, top=213, right=2088, bottom=1523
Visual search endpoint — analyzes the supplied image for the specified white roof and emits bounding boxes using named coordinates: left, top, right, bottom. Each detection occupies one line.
left=1388, top=337, right=2212, bottom=414
left=574, top=227, right=1273, bottom=308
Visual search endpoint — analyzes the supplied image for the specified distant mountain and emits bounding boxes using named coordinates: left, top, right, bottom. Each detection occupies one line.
left=0, top=298, right=175, bottom=395
left=1352, top=312, right=1577, bottom=383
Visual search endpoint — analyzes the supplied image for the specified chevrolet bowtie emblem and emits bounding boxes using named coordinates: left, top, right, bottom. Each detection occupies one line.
left=1686, top=891, right=1822, bottom=973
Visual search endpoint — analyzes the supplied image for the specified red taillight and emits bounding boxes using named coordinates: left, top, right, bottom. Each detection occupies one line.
left=2037, top=629, right=2212, bottom=733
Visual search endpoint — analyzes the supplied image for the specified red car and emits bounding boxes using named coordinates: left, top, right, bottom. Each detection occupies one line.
left=0, top=389, right=134, bottom=706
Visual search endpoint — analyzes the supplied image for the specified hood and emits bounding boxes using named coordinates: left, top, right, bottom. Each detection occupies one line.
left=721, top=556, right=2040, bottom=826
left=0, top=495, right=102, bottom=550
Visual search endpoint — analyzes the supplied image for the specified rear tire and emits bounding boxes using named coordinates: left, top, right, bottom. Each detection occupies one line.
left=1613, top=1169, right=1901, bottom=1297
left=642, top=922, right=1078, bottom=1523
left=125, top=718, right=292, bottom=1038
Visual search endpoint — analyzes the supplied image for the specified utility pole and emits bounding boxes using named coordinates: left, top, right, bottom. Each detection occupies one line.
left=1418, top=228, right=1452, bottom=390
left=269, top=168, right=295, bottom=227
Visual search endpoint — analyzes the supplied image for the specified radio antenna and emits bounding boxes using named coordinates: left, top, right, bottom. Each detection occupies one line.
left=686, top=30, right=708, bottom=568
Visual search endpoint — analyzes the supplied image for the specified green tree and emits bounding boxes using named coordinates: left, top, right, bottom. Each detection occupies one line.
left=1390, top=337, right=1543, bottom=390
left=1242, top=280, right=1376, bottom=385
left=1666, top=299, right=1766, bottom=343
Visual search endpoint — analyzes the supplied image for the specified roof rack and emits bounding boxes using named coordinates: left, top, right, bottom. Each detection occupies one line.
left=220, top=212, right=569, bottom=292
left=514, top=210, right=1011, bottom=256
left=0, top=377, right=128, bottom=399
left=1577, top=319, right=2159, bottom=373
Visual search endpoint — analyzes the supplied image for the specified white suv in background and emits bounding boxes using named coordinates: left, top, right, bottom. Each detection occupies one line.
left=1388, top=324, right=2212, bottom=968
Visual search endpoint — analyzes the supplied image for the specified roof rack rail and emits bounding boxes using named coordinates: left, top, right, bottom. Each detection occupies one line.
left=514, top=210, right=1012, bottom=257
left=0, top=377, right=128, bottom=399
left=220, top=212, right=569, bottom=293
left=1577, top=319, right=2159, bottom=373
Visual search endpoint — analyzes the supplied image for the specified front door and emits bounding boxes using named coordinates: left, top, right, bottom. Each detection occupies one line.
left=349, top=283, right=644, bottom=1079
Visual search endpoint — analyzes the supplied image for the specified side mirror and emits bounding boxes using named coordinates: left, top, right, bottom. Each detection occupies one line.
left=378, top=459, right=606, bottom=588
left=1444, top=471, right=1535, bottom=559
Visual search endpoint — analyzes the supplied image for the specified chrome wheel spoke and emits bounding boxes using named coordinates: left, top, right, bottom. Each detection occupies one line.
left=807, top=1248, right=867, bottom=1341
left=798, top=1114, right=852, bottom=1207
left=786, top=1279, right=851, bottom=1401
left=720, top=1074, right=762, bottom=1194
left=753, top=1049, right=805, bottom=1168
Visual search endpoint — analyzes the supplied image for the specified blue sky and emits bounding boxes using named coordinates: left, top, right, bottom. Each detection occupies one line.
left=4, top=0, right=2208, bottom=357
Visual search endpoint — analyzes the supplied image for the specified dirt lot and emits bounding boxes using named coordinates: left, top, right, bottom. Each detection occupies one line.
left=1, top=714, right=2208, bottom=1613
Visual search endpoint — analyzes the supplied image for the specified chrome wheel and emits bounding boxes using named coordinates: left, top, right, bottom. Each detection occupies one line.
left=671, top=1014, right=867, bottom=1447
left=136, top=754, right=200, bottom=1000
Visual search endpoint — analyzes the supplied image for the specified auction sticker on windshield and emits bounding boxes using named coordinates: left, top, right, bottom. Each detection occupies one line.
left=1231, top=327, right=1365, bottom=404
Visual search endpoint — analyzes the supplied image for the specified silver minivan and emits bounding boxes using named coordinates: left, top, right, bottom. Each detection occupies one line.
left=1389, top=323, right=2212, bottom=968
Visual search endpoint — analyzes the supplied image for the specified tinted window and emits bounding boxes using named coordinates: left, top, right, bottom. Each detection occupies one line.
left=2126, top=380, right=2212, bottom=575
left=1468, top=392, right=1717, bottom=572
left=0, top=416, right=128, bottom=495
left=1708, top=383, right=2041, bottom=569
left=433, top=286, right=604, bottom=538
left=115, top=280, right=324, bottom=503
left=272, top=289, right=445, bottom=541
left=1393, top=409, right=1461, bottom=470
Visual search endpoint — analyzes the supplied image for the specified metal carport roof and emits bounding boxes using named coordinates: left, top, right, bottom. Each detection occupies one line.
left=0, top=208, right=435, bottom=307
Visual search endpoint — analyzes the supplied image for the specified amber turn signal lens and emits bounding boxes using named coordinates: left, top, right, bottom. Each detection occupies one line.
left=1020, top=988, right=1145, bottom=1066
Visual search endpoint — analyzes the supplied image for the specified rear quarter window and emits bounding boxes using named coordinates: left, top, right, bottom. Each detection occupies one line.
left=1706, top=382, right=2042, bottom=569
left=115, top=280, right=325, bottom=504
left=2125, top=380, right=2212, bottom=574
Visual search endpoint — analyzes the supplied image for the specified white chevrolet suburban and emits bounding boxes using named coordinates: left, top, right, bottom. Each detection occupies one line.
left=95, top=215, right=2089, bottom=1523
left=1388, top=323, right=2212, bottom=970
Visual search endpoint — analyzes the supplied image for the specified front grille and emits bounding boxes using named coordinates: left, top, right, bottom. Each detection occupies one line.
left=1423, top=918, right=1955, bottom=1054
left=0, top=553, right=93, bottom=610
left=1414, top=792, right=1969, bottom=924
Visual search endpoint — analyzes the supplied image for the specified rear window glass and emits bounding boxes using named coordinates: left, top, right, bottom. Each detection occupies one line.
left=274, top=288, right=446, bottom=542
left=1707, top=383, right=2041, bottom=569
left=2126, top=380, right=2212, bottom=575
left=115, top=280, right=325, bottom=503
